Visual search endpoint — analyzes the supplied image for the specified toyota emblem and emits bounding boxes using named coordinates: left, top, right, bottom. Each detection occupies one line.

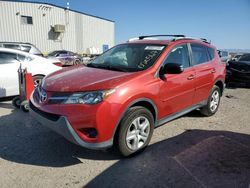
left=40, top=90, right=47, bottom=103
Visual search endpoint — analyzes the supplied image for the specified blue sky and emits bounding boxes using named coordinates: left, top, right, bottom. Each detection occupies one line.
left=22, top=0, right=250, bottom=49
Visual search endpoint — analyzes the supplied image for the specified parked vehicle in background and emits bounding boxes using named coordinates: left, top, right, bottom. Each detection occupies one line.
left=47, top=50, right=81, bottom=66
left=231, top=54, right=242, bottom=61
left=0, top=42, right=43, bottom=56
left=218, top=50, right=231, bottom=62
left=226, top=53, right=250, bottom=84
left=81, top=54, right=100, bottom=65
left=0, top=48, right=62, bottom=98
left=30, top=35, right=226, bottom=157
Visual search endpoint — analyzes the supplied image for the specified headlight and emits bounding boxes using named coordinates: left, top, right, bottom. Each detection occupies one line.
left=49, top=89, right=115, bottom=105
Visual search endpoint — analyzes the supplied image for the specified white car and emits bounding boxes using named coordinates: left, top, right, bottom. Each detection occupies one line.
left=0, top=48, right=62, bottom=98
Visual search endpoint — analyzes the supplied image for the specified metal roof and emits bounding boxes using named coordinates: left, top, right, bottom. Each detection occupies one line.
left=0, top=0, right=115, bottom=23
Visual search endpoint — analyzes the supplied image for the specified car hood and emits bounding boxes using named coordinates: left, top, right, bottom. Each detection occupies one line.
left=42, top=66, right=138, bottom=92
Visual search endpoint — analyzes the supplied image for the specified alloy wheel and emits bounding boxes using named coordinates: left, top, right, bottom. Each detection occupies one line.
left=210, top=90, right=220, bottom=112
left=126, top=116, right=150, bottom=151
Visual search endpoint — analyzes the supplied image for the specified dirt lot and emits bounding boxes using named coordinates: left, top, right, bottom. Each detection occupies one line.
left=0, top=87, right=250, bottom=188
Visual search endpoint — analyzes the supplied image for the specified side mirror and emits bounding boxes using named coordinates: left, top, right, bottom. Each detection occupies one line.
left=160, top=62, right=184, bottom=76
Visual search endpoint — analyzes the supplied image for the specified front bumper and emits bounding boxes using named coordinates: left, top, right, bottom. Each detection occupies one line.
left=29, top=101, right=113, bottom=150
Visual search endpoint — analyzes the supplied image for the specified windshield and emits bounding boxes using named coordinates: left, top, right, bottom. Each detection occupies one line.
left=239, top=54, right=250, bottom=62
left=48, top=51, right=59, bottom=56
left=88, top=44, right=166, bottom=72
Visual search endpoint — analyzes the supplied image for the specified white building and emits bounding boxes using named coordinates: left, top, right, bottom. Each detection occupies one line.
left=0, top=0, right=115, bottom=54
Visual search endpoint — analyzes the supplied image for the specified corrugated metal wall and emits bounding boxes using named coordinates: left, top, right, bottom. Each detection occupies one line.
left=0, top=1, right=115, bottom=53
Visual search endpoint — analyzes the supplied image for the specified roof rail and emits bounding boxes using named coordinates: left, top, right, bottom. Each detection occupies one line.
left=138, top=35, right=186, bottom=40
left=173, top=37, right=211, bottom=44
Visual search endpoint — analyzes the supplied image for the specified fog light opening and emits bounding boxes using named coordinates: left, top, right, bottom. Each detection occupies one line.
left=80, top=128, right=98, bottom=138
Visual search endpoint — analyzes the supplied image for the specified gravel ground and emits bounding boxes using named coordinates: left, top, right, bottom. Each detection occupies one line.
left=0, top=87, right=250, bottom=188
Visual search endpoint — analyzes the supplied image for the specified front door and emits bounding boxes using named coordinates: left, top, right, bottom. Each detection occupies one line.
left=159, top=44, right=195, bottom=118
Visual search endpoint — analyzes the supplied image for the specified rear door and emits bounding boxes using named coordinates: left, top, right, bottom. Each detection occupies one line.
left=159, top=44, right=195, bottom=117
left=190, top=43, right=215, bottom=104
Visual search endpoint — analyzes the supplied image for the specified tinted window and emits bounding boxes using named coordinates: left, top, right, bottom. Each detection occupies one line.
left=207, top=47, right=215, bottom=60
left=191, top=44, right=209, bottom=65
left=239, top=54, right=250, bottom=61
left=69, top=52, right=75, bottom=56
left=0, top=52, right=18, bottom=64
left=4, top=44, right=20, bottom=50
left=163, top=44, right=190, bottom=68
left=48, top=51, right=58, bottom=56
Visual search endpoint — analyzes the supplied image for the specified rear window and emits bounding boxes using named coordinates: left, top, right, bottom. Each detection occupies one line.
left=191, top=44, right=209, bottom=65
left=207, top=47, right=215, bottom=60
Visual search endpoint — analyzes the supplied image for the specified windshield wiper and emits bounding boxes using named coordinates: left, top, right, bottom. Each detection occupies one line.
left=87, top=63, right=127, bottom=72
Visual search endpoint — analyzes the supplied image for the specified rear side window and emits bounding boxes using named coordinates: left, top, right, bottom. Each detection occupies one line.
left=207, top=47, right=215, bottom=60
left=3, top=44, right=21, bottom=50
left=191, top=44, right=209, bottom=65
left=163, top=44, right=190, bottom=68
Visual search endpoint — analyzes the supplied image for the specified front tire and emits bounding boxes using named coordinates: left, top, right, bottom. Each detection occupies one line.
left=20, top=100, right=29, bottom=112
left=74, top=59, right=81, bottom=65
left=115, top=106, right=154, bottom=157
left=200, top=85, right=221, bottom=116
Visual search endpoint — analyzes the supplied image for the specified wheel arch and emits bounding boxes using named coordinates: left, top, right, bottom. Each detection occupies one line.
left=214, top=79, right=225, bottom=95
left=32, top=74, right=45, bottom=78
left=112, top=98, right=158, bottom=143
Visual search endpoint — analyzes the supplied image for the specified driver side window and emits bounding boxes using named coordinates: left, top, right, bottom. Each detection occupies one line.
left=163, top=44, right=190, bottom=68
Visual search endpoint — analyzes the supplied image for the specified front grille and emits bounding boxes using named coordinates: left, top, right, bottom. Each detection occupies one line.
left=29, top=101, right=60, bottom=122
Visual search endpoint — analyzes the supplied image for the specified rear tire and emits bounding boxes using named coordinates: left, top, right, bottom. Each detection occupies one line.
left=200, top=85, right=221, bottom=116
left=115, top=106, right=154, bottom=157
left=12, top=96, right=21, bottom=109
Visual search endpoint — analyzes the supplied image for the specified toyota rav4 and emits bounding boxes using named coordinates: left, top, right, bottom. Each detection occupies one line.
left=30, top=35, right=226, bottom=156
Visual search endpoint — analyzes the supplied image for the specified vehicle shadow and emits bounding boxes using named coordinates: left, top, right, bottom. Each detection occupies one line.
left=86, top=129, right=250, bottom=188
left=1, top=109, right=250, bottom=188
left=0, top=102, right=14, bottom=110
left=0, top=109, right=119, bottom=168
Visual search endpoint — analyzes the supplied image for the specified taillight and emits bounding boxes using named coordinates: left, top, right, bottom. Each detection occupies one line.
left=53, top=62, right=62, bottom=67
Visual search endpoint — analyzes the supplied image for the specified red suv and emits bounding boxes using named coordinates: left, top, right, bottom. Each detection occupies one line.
left=30, top=35, right=226, bottom=156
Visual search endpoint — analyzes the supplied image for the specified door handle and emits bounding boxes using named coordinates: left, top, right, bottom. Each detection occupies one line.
left=187, top=75, right=195, bottom=80
left=211, top=69, right=216, bottom=73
